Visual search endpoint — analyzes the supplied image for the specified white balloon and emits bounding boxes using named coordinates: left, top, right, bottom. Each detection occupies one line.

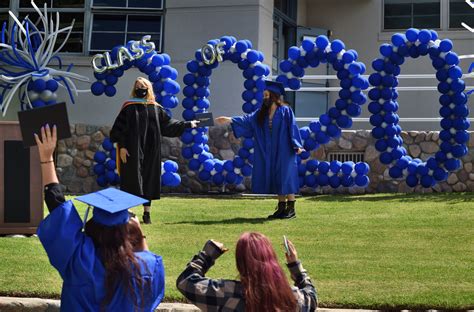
left=40, top=90, right=53, bottom=101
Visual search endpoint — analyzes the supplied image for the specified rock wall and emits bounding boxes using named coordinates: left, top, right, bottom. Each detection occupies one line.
left=56, top=124, right=474, bottom=194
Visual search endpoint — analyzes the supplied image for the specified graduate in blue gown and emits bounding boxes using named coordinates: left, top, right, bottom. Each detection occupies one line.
left=215, top=81, right=304, bottom=219
left=34, top=125, right=165, bottom=311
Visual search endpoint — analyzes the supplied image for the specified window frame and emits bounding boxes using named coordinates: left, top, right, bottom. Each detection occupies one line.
left=382, top=0, right=442, bottom=31
left=91, top=0, right=163, bottom=11
left=88, top=11, right=163, bottom=53
left=381, top=0, right=474, bottom=33
left=448, top=0, right=474, bottom=29
left=1, top=0, right=165, bottom=56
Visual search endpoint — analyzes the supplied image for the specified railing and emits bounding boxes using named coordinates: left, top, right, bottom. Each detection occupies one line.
left=276, top=74, right=474, bottom=123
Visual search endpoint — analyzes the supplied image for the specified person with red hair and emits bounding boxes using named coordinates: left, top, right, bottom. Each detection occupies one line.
left=176, top=232, right=317, bottom=311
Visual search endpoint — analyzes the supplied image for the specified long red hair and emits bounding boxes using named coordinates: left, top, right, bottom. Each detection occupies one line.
left=235, top=232, right=297, bottom=312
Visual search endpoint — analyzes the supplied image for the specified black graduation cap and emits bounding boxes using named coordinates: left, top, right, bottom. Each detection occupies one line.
left=265, top=80, right=286, bottom=96
left=17, top=102, right=71, bottom=148
left=75, top=188, right=148, bottom=227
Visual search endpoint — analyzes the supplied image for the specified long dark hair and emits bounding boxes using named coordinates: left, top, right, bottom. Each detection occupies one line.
left=257, top=91, right=282, bottom=127
left=236, top=232, right=297, bottom=312
left=85, top=219, right=149, bottom=310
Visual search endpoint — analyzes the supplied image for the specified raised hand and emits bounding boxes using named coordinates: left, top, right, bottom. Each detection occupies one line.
left=34, top=124, right=57, bottom=162
left=284, top=239, right=299, bottom=264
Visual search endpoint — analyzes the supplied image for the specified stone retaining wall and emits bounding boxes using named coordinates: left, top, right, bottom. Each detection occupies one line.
left=56, top=124, right=474, bottom=194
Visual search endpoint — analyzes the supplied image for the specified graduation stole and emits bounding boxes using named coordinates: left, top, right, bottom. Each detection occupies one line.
left=116, top=99, right=161, bottom=175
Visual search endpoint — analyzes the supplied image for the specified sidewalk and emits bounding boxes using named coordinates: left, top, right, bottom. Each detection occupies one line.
left=0, top=297, right=200, bottom=312
left=3, top=297, right=471, bottom=312
left=0, top=297, right=383, bottom=312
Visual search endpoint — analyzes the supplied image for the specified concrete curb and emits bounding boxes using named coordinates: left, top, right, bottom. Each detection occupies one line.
left=2, top=298, right=472, bottom=312
left=0, top=297, right=200, bottom=312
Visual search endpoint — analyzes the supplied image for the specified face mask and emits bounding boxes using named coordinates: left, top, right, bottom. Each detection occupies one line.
left=263, top=98, right=272, bottom=107
left=135, top=88, right=148, bottom=98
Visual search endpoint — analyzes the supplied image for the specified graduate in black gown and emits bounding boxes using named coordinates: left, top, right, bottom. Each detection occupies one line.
left=110, top=77, right=199, bottom=224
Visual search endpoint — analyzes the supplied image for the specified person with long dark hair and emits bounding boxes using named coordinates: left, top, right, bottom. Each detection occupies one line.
left=215, top=81, right=304, bottom=219
left=35, top=125, right=165, bottom=311
left=176, top=232, right=317, bottom=311
left=110, top=77, right=199, bottom=224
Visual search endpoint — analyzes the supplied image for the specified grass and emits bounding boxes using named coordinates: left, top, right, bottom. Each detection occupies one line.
left=0, top=193, right=473, bottom=309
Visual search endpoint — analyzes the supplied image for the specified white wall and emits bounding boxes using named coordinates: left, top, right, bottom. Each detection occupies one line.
left=304, top=0, right=474, bottom=130
left=165, top=0, right=274, bottom=119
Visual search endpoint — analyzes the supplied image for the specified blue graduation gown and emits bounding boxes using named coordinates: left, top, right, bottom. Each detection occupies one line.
left=231, top=105, right=303, bottom=195
left=37, top=201, right=165, bottom=312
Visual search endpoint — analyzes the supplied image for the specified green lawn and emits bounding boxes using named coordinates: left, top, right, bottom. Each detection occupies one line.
left=0, top=193, right=473, bottom=309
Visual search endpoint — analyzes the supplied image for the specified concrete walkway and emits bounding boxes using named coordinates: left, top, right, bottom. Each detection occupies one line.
left=2, top=297, right=471, bottom=312
left=0, top=297, right=200, bottom=311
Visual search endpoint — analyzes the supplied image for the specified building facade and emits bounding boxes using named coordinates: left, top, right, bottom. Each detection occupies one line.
left=1, top=0, right=473, bottom=194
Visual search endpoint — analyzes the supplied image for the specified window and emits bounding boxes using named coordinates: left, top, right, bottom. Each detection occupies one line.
left=92, top=0, right=163, bottom=9
left=0, top=0, right=9, bottom=30
left=274, top=0, right=297, bottom=22
left=384, top=0, right=441, bottom=30
left=90, top=14, right=162, bottom=52
left=1, top=0, right=164, bottom=54
left=90, top=0, right=164, bottom=53
left=272, top=0, right=297, bottom=75
left=12, top=0, right=86, bottom=53
left=449, top=0, right=474, bottom=29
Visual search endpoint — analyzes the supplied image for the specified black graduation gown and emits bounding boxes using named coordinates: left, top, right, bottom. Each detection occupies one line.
left=110, top=102, right=190, bottom=200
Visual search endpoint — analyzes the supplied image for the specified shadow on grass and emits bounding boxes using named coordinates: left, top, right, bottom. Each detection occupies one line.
left=166, top=217, right=269, bottom=225
left=305, top=192, right=474, bottom=204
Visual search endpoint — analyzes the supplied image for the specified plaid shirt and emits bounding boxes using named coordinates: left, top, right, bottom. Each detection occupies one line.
left=176, top=241, right=318, bottom=312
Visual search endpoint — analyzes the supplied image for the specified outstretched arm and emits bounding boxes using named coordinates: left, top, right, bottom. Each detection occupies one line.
left=160, top=107, right=199, bottom=137
left=285, top=239, right=318, bottom=311
left=34, top=125, right=65, bottom=212
left=216, top=114, right=255, bottom=139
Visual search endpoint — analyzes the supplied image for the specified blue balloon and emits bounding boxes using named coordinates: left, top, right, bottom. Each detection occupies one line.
left=105, top=159, right=116, bottom=170
left=102, top=138, right=114, bottom=151
left=46, top=79, right=59, bottom=92
left=164, top=160, right=178, bottom=172
left=91, top=82, right=105, bottom=95
left=405, top=28, right=419, bottom=42
left=418, top=29, right=432, bottom=43
left=93, top=164, right=106, bottom=175
left=318, top=161, right=330, bottom=174
left=391, top=33, right=406, bottom=47
left=331, top=40, right=345, bottom=53
left=32, top=79, right=46, bottom=92
left=316, top=35, right=329, bottom=49
left=406, top=174, right=419, bottom=187
left=439, top=39, right=453, bottom=52
left=242, top=164, right=252, bottom=176
left=96, top=174, right=107, bottom=187
left=340, top=162, right=354, bottom=175
left=94, top=151, right=107, bottom=163
left=355, top=175, right=369, bottom=187
left=226, top=171, right=238, bottom=184
left=288, top=46, right=301, bottom=60
left=105, top=85, right=116, bottom=97
left=445, top=52, right=459, bottom=65
left=355, top=162, right=369, bottom=175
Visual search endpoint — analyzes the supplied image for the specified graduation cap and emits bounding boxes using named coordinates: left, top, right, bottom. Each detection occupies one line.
left=265, top=80, right=286, bottom=96
left=75, top=188, right=148, bottom=227
left=17, top=102, right=72, bottom=148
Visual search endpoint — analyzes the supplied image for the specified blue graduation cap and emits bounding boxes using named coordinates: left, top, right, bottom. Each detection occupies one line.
left=75, top=188, right=148, bottom=227
left=265, top=80, right=286, bottom=96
